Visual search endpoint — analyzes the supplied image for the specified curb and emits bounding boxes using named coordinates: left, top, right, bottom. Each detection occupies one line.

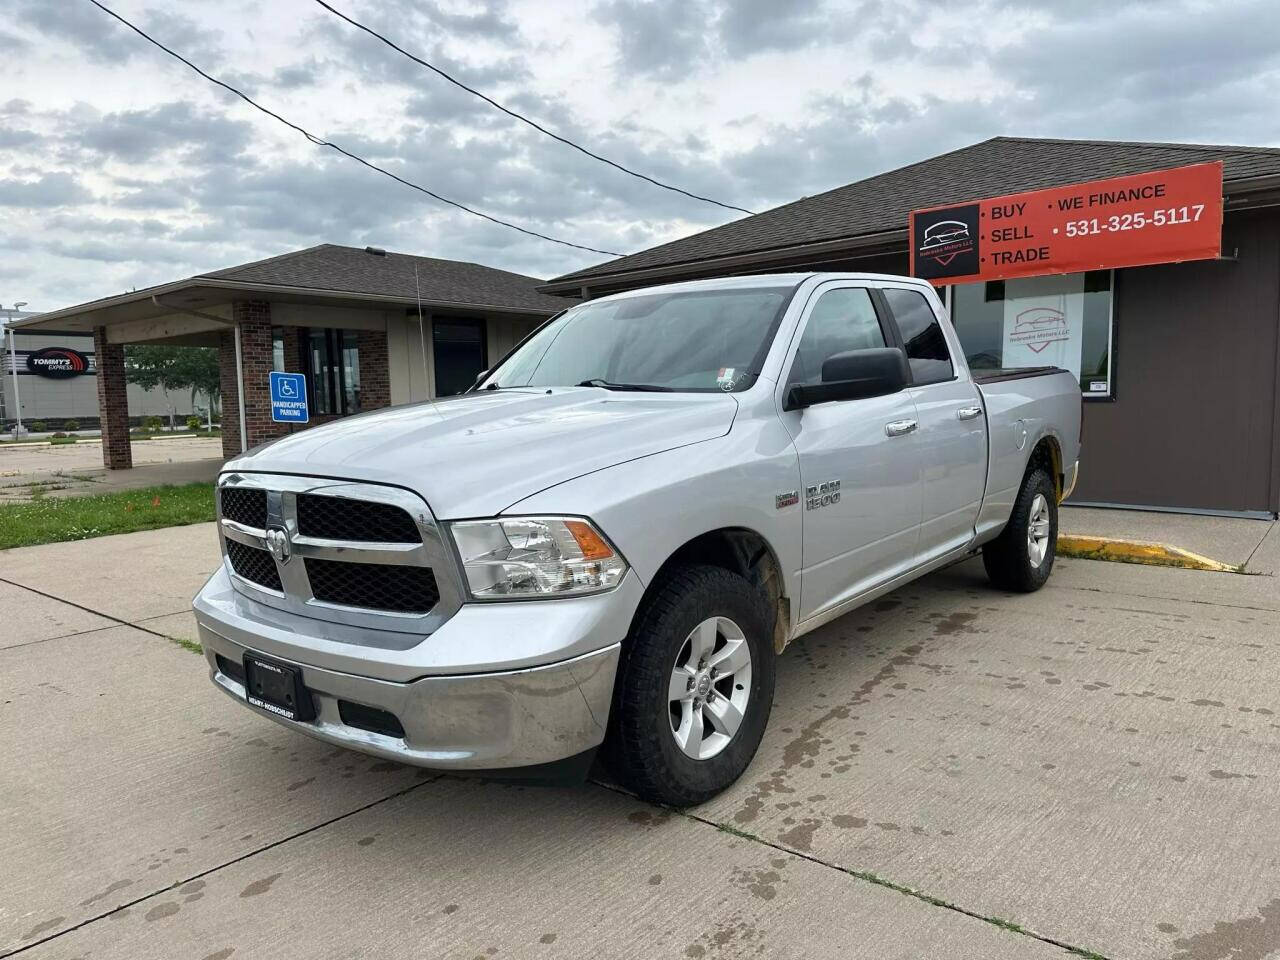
left=1057, top=534, right=1240, bottom=573
left=1, top=434, right=219, bottom=449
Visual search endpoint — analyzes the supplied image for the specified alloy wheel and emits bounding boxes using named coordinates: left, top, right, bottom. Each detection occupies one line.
left=1027, top=493, right=1051, bottom=568
left=668, top=616, right=752, bottom=760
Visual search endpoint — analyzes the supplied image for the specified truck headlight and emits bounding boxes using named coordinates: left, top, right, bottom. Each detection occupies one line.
left=449, top=516, right=627, bottom=599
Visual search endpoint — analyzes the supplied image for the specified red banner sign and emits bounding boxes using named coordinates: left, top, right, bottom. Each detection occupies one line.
left=909, top=162, right=1223, bottom=285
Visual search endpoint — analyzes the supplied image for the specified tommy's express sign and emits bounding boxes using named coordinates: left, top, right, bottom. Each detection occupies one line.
left=910, top=162, right=1223, bottom=284
left=26, top=347, right=91, bottom=378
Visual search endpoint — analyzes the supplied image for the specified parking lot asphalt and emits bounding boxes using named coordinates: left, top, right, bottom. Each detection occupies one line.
left=2, top=524, right=1279, bottom=959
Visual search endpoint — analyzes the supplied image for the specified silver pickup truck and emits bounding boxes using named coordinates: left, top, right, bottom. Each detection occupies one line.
left=194, top=273, right=1080, bottom=805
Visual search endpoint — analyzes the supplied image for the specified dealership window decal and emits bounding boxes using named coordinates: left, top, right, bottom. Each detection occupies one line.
left=950, top=270, right=1113, bottom=397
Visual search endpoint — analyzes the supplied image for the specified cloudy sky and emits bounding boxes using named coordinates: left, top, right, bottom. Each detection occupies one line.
left=2, top=0, right=1278, bottom=310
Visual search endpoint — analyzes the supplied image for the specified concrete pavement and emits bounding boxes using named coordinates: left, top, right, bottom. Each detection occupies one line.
left=3, top=525, right=1280, bottom=958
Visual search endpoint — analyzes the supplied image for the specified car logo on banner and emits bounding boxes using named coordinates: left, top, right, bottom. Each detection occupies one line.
left=912, top=204, right=981, bottom=280
left=26, top=347, right=90, bottom=378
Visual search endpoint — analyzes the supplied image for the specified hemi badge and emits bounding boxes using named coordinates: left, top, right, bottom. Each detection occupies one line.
left=776, top=491, right=799, bottom=509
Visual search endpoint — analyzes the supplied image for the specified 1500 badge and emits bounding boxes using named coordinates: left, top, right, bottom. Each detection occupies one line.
left=805, top=480, right=841, bottom=510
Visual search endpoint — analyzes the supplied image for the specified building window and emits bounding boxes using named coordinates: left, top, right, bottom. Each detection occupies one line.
left=271, top=327, right=285, bottom=372
left=950, top=270, right=1113, bottom=397
left=305, top=328, right=361, bottom=415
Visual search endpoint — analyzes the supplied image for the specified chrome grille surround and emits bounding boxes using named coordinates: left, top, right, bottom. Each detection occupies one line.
left=215, top=472, right=464, bottom=636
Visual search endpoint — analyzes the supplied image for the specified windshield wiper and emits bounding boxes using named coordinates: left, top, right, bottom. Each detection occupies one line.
left=575, top=378, right=674, bottom=392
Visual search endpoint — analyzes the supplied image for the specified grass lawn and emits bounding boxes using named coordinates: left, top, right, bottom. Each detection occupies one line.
left=0, top=482, right=216, bottom=550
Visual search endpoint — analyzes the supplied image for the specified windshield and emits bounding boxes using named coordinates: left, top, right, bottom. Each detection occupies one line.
left=479, top=286, right=796, bottom=393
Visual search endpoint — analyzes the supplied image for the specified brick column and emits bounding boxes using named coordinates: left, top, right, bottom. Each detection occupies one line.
left=218, top=331, right=241, bottom=459
left=93, top=326, right=132, bottom=470
left=233, top=301, right=284, bottom=450
left=357, top=328, right=390, bottom=411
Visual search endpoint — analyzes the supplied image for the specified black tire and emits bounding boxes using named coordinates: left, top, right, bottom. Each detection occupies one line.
left=606, top=564, right=775, bottom=807
left=983, top=467, right=1058, bottom=592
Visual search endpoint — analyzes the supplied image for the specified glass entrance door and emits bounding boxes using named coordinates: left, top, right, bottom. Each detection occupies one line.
left=433, top=319, right=487, bottom=396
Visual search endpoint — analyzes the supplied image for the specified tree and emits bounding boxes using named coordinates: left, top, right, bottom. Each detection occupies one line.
left=125, top=345, right=221, bottom=415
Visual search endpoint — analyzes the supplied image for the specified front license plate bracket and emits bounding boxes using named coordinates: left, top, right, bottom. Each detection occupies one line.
left=243, top=655, right=316, bottom=722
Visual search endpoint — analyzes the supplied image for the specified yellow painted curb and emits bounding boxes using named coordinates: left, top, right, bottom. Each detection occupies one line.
left=1057, top=535, right=1241, bottom=573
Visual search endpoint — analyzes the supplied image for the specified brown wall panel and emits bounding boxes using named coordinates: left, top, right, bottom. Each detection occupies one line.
left=1072, top=210, right=1280, bottom=512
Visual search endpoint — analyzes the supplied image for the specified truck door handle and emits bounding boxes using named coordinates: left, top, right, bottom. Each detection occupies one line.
left=885, top=419, right=918, bottom=437
left=957, top=406, right=983, bottom=421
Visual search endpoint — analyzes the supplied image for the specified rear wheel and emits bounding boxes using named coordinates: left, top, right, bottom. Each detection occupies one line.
left=983, top=467, right=1057, bottom=592
left=606, top=564, right=775, bottom=807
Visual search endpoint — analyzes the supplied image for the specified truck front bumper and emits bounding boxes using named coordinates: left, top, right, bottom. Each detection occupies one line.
left=200, top=626, right=618, bottom=770
left=193, top=567, right=639, bottom=770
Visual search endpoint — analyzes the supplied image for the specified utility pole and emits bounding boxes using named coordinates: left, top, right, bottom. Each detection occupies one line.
left=0, top=316, right=6, bottom=428
left=4, top=302, right=27, bottom=436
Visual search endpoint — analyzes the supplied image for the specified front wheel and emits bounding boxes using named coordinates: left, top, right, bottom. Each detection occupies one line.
left=983, top=467, right=1058, bottom=592
left=606, top=564, right=775, bottom=807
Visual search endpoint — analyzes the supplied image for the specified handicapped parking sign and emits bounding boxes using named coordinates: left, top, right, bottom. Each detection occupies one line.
left=269, top=371, right=309, bottom=424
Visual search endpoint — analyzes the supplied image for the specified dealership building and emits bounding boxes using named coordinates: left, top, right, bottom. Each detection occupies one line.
left=13, top=137, right=1280, bottom=518
left=541, top=136, right=1280, bottom=519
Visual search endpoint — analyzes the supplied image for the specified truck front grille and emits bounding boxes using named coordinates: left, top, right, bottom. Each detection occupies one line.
left=296, top=494, right=420, bottom=543
left=226, top=539, right=283, bottom=591
left=216, top=475, right=459, bottom=633
left=306, top=558, right=439, bottom=613
left=219, top=487, right=267, bottom=528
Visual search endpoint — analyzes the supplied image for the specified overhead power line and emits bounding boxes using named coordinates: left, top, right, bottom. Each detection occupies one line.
left=84, top=0, right=624, bottom=258
left=312, top=0, right=757, bottom=217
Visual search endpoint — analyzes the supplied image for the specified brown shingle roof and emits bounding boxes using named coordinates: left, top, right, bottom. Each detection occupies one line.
left=548, top=136, right=1280, bottom=290
left=204, top=243, right=567, bottom=313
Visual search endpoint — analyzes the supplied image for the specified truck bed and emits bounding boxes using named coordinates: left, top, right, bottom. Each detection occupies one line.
left=971, top=366, right=1065, bottom=384
left=971, top=366, right=1081, bottom=540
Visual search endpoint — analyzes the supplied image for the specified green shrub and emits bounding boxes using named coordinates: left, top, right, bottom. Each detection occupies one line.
left=52, top=431, right=67, bottom=439
left=32, top=420, right=47, bottom=432
left=186, top=415, right=202, bottom=431
left=143, top=416, right=164, bottom=432
left=63, top=419, right=80, bottom=431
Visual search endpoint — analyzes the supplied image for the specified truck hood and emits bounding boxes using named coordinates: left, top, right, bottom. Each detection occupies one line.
left=225, top=388, right=738, bottom=519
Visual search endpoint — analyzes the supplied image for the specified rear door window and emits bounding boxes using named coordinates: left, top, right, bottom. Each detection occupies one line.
left=882, top=288, right=953, bottom=385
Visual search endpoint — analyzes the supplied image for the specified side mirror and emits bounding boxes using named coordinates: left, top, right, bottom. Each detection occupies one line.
left=785, top=347, right=909, bottom=410
left=468, top=369, right=489, bottom=392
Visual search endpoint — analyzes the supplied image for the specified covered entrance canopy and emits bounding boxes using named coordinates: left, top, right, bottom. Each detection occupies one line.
left=14, top=244, right=568, bottom=469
